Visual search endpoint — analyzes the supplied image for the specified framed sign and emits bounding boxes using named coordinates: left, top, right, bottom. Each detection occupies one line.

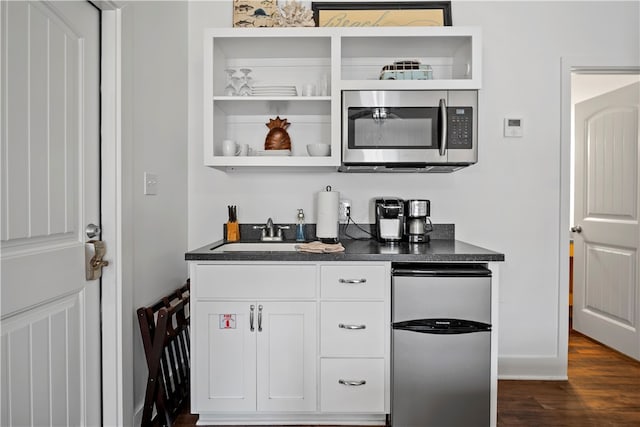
left=233, top=0, right=278, bottom=28
left=312, top=1, right=452, bottom=27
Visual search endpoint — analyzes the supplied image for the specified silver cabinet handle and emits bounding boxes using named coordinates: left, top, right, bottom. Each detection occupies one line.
left=258, top=304, right=263, bottom=332
left=338, top=379, right=366, bottom=386
left=571, top=225, right=582, bottom=233
left=338, top=278, right=367, bottom=284
left=249, top=305, right=255, bottom=332
left=339, top=323, right=366, bottom=330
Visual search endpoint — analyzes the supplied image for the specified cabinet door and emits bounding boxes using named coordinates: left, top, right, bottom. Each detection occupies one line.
left=195, top=301, right=256, bottom=412
left=256, top=301, right=317, bottom=412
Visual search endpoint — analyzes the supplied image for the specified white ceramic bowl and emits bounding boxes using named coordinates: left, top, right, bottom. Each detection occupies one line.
left=306, top=144, right=331, bottom=157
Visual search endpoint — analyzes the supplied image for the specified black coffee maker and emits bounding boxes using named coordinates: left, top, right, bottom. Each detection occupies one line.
left=374, top=198, right=405, bottom=243
left=404, top=199, right=432, bottom=243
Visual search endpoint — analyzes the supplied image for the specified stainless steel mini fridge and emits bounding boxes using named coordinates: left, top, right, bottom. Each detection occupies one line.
left=391, top=263, right=491, bottom=427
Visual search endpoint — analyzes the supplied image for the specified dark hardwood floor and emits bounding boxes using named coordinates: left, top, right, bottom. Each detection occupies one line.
left=498, top=330, right=640, bottom=426
left=174, top=330, right=640, bottom=427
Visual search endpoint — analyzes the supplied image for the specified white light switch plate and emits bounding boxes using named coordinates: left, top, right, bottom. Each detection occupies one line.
left=144, top=172, right=158, bottom=195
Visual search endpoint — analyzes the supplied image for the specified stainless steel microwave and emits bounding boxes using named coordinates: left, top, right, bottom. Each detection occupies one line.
left=340, top=90, right=478, bottom=172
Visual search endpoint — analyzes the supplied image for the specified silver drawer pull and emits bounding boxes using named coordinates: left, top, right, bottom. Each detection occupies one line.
left=338, top=278, right=367, bottom=284
left=339, top=379, right=366, bottom=386
left=338, top=323, right=366, bottom=330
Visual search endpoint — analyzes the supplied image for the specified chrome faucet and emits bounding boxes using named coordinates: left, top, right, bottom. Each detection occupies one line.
left=265, top=218, right=275, bottom=238
left=254, top=218, right=289, bottom=241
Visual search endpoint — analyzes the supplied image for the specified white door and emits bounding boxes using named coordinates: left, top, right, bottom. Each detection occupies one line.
left=256, top=301, right=316, bottom=412
left=573, top=81, right=640, bottom=360
left=1, top=1, right=102, bottom=425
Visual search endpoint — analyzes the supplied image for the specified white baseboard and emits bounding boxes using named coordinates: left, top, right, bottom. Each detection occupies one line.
left=498, top=355, right=568, bottom=380
left=196, top=413, right=387, bottom=425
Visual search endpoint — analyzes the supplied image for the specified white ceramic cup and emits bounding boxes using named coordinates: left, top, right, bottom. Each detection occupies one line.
left=222, top=139, right=239, bottom=156
left=302, top=83, right=315, bottom=96
left=238, top=143, right=249, bottom=156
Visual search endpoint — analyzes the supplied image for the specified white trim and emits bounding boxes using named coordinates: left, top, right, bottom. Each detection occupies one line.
left=559, top=56, right=640, bottom=380
left=99, top=4, right=128, bottom=426
left=488, top=262, right=499, bottom=427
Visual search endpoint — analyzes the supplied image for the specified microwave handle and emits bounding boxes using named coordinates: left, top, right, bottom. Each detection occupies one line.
left=438, top=98, right=447, bottom=156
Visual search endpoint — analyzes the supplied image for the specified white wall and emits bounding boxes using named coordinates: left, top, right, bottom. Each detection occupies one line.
left=119, top=1, right=189, bottom=424
left=573, top=74, right=640, bottom=104
left=187, top=1, right=640, bottom=379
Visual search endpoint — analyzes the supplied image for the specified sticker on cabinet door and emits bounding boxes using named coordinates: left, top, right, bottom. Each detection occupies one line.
left=219, top=314, right=236, bottom=329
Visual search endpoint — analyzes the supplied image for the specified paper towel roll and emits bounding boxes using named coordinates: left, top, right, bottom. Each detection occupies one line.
left=316, top=186, right=339, bottom=242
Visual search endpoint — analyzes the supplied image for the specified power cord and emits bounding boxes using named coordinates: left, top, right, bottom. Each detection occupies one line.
left=341, top=207, right=376, bottom=240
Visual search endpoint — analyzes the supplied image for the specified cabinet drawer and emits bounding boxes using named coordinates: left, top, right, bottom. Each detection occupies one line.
left=321, top=302, right=385, bottom=356
left=320, top=265, right=386, bottom=299
left=320, top=358, right=385, bottom=413
left=194, top=264, right=316, bottom=299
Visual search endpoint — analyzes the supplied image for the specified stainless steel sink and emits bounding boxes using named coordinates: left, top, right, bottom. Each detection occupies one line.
left=210, top=242, right=300, bottom=253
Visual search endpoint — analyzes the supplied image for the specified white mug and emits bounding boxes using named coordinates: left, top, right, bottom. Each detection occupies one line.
left=222, top=139, right=239, bottom=156
left=238, top=144, right=249, bottom=156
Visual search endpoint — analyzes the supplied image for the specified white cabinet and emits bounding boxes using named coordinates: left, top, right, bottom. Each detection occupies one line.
left=339, top=26, right=482, bottom=91
left=203, top=29, right=336, bottom=170
left=256, top=301, right=316, bottom=412
left=320, top=358, right=386, bottom=413
left=319, top=264, right=391, bottom=414
left=190, top=261, right=391, bottom=424
left=203, top=26, right=481, bottom=170
left=195, top=300, right=316, bottom=412
left=320, top=301, right=385, bottom=356
left=192, top=264, right=317, bottom=414
left=195, top=301, right=256, bottom=412
left=320, top=264, right=387, bottom=299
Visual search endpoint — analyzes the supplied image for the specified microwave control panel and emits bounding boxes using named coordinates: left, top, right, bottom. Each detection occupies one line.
left=447, top=107, right=473, bottom=149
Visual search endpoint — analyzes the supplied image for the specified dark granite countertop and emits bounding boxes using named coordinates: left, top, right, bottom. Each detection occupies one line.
left=185, top=237, right=504, bottom=262
left=186, top=223, right=504, bottom=263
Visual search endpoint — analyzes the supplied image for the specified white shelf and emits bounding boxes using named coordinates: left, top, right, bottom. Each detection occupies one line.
left=339, top=80, right=479, bottom=91
left=208, top=156, right=336, bottom=167
left=203, top=26, right=481, bottom=170
left=213, top=96, right=331, bottom=101
left=212, top=97, right=331, bottom=116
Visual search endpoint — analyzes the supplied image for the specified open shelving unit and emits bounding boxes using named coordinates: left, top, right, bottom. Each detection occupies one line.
left=203, top=26, right=481, bottom=171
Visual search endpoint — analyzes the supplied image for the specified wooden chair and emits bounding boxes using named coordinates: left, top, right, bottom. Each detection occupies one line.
left=137, top=281, right=190, bottom=427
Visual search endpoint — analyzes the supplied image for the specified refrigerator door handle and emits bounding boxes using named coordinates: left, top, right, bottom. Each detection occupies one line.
left=392, top=318, right=491, bottom=334
left=392, top=263, right=492, bottom=277
left=392, top=269, right=491, bottom=277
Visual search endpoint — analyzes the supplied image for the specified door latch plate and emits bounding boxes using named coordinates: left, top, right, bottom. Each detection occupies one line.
left=85, top=240, right=109, bottom=280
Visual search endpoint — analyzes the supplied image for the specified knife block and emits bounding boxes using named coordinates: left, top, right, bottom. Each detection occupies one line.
left=226, top=221, right=240, bottom=242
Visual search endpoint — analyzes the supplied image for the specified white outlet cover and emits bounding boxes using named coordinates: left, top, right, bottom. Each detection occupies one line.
left=339, top=199, right=351, bottom=222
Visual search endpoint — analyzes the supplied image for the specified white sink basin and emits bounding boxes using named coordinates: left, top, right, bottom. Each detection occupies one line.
left=210, top=242, right=300, bottom=253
